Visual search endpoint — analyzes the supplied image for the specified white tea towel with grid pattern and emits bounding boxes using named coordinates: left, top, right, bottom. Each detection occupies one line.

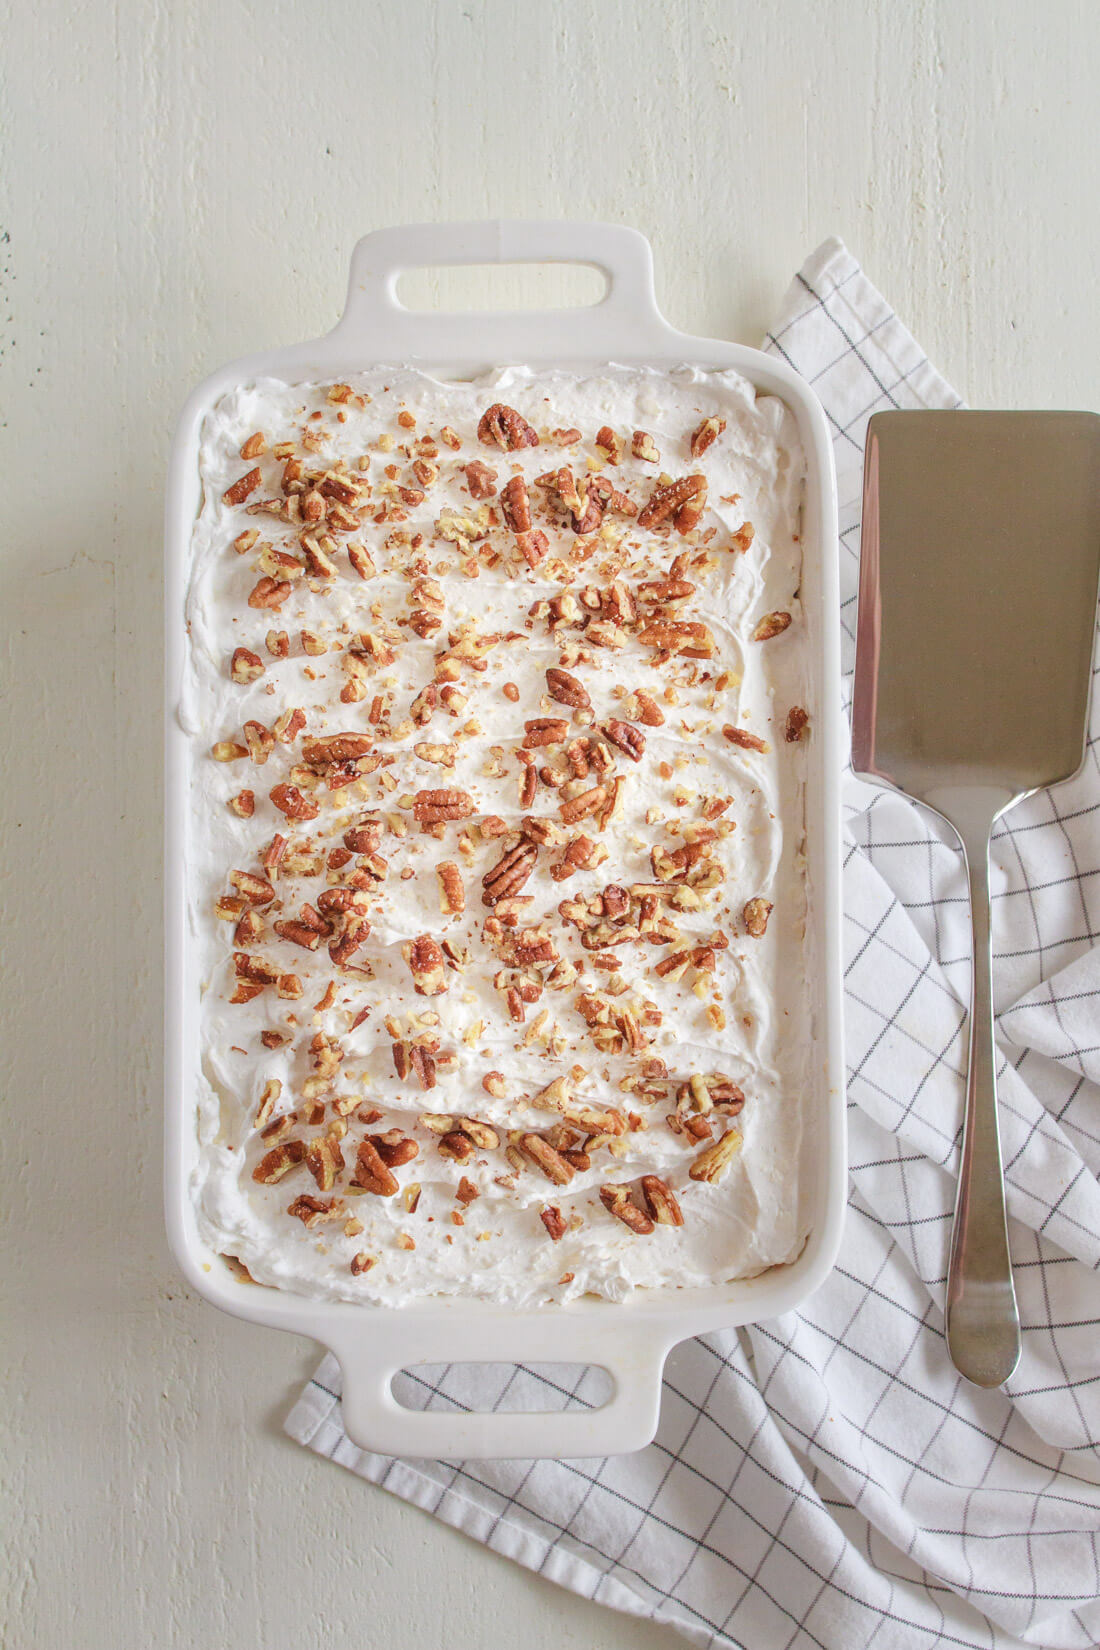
left=286, top=238, right=1100, bottom=1650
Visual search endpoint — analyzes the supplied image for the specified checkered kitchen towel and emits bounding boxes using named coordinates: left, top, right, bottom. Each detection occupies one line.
left=287, top=239, right=1100, bottom=1650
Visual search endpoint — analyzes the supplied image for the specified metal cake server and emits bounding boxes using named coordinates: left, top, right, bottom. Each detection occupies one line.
left=853, top=410, right=1100, bottom=1387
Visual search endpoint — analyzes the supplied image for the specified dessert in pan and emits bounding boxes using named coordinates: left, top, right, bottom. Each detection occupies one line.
left=184, top=364, right=812, bottom=1309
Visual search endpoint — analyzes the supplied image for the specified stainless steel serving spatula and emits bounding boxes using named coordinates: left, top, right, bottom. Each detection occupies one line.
left=852, top=411, right=1100, bottom=1388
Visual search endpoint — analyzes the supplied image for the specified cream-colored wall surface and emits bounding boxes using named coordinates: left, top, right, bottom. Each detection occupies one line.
left=3, top=3, right=1096, bottom=1646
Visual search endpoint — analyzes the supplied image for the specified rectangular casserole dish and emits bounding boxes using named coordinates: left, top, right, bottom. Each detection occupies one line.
left=165, top=220, right=845, bottom=1459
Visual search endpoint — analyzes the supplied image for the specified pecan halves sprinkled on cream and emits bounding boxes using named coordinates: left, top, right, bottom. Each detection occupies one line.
left=499, top=474, right=532, bottom=532
left=269, top=782, right=319, bottom=821
left=742, top=897, right=773, bottom=937
left=248, top=576, right=292, bottom=610
left=785, top=706, right=810, bottom=742
left=252, top=1139, right=306, bottom=1184
left=640, top=1175, right=684, bottom=1227
left=637, top=473, right=707, bottom=533
left=523, top=717, right=569, bottom=748
left=753, top=610, right=792, bottom=641
left=463, top=460, right=498, bottom=499
left=352, top=1139, right=400, bottom=1197
left=722, top=725, right=767, bottom=753
left=558, top=784, right=609, bottom=825
left=482, top=841, right=537, bottom=906
left=413, top=788, right=474, bottom=824
left=301, top=732, right=374, bottom=766
left=689, top=1128, right=743, bottom=1183
left=223, top=467, right=262, bottom=506
left=404, top=933, right=448, bottom=996
left=689, top=416, right=726, bottom=458
left=521, top=1134, right=575, bottom=1185
left=540, top=1205, right=567, bottom=1241
left=633, top=689, right=665, bottom=727
left=599, top=1184, right=654, bottom=1234
left=603, top=720, right=645, bottom=762
left=545, top=667, right=590, bottom=710
left=436, top=861, right=465, bottom=914
left=229, top=869, right=276, bottom=905
left=477, top=403, right=539, bottom=451
left=230, top=648, right=264, bottom=684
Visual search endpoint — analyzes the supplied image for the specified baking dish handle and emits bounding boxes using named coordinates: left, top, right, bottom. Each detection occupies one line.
left=330, top=220, right=680, bottom=361
left=327, top=1319, right=672, bottom=1460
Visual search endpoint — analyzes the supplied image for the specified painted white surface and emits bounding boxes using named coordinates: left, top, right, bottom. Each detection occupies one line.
left=2, top=2, right=1096, bottom=1645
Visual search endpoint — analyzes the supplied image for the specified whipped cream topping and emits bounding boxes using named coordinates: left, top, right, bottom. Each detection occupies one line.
left=183, top=365, right=812, bottom=1307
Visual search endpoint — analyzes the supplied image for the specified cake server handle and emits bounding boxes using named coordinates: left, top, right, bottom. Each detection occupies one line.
left=944, top=817, right=1021, bottom=1387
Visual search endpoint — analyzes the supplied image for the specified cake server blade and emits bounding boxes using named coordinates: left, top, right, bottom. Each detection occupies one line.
left=852, top=410, right=1100, bottom=1387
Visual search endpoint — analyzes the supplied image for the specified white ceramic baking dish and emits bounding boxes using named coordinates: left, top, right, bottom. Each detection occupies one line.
left=165, top=221, right=845, bottom=1460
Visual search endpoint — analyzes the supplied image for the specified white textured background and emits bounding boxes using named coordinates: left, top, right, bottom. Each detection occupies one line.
left=3, top=2, right=1097, bottom=1645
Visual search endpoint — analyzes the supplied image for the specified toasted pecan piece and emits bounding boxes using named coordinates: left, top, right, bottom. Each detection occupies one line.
left=689, top=1128, right=743, bottom=1184
left=545, top=667, right=590, bottom=710
left=223, top=467, right=262, bottom=506
left=742, top=897, right=773, bottom=937
left=352, top=1139, right=399, bottom=1196
left=500, top=474, right=532, bottom=532
left=269, top=782, right=320, bottom=821
left=478, top=403, right=539, bottom=451
left=521, top=1134, right=575, bottom=1185
left=637, top=473, right=707, bottom=533
left=603, top=719, right=645, bottom=762
left=640, top=1174, right=683, bottom=1227
left=413, top=787, right=474, bottom=824
left=482, top=840, right=537, bottom=906
left=785, top=706, right=810, bottom=743
left=464, top=459, right=498, bottom=499
left=404, top=933, right=448, bottom=995
left=753, top=610, right=792, bottom=641
left=599, top=1184, right=654, bottom=1234
left=722, top=726, right=767, bottom=753
left=540, top=1205, right=567, bottom=1241
left=689, top=416, right=726, bottom=458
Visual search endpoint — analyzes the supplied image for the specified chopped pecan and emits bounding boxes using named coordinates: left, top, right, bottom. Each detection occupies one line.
left=540, top=1205, right=566, bottom=1241
left=500, top=474, right=532, bottom=532
left=637, top=473, right=707, bottom=532
left=753, top=611, right=792, bottom=641
left=558, top=784, right=608, bottom=825
left=404, top=933, right=448, bottom=995
left=269, top=783, right=320, bottom=821
left=545, top=667, right=590, bottom=710
left=631, top=430, right=660, bottom=462
left=273, top=707, right=306, bottom=743
left=518, top=761, right=538, bottom=808
left=785, top=706, right=810, bottom=743
left=229, top=869, right=276, bottom=906
left=274, top=918, right=322, bottom=950
left=742, top=897, right=773, bottom=937
left=223, top=467, right=262, bottom=506
left=550, top=833, right=596, bottom=881
left=348, top=542, right=376, bottom=579
left=352, top=1138, right=399, bottom=1196
left=482, top=841, right=537, bottom=905
left=350, top=1251, right=375, bottom=1275
left=478, top=403, right=539, bottom=451
left=603, top=719, right=645, bottom=762
left=523, top=717, right=569, bottom=748
left=247, top=576, right=292, bottom=609
left=595, top=425, right=621, bottom=464
left=413, top=788, right=474, bottom=823
left=230, top=647, right=265, bottom=684
left=516, top=528, right=549, bottom=568
left=436, top=861, right=465, bottom=914
left=306, top=1136, right=345, bottom=1192
left=689, top=1127, right=742, bottom=1183
left=252, top=1139, right=306, bottom=1184
left=640, top=1174, right=684, bottom=1227
left=722, top=726, right=767, bottom=753
left=463, top=459, right=498, bottom=499
left=599, top=1184, right=654, bottom=1234
left=689, top=416, right=726, bottom=457
left=367, top=1130, right=420, bottom=1168
left=521, top=1134, right=575, bottom=1185
left=633, top=689, right=665, bottom=727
